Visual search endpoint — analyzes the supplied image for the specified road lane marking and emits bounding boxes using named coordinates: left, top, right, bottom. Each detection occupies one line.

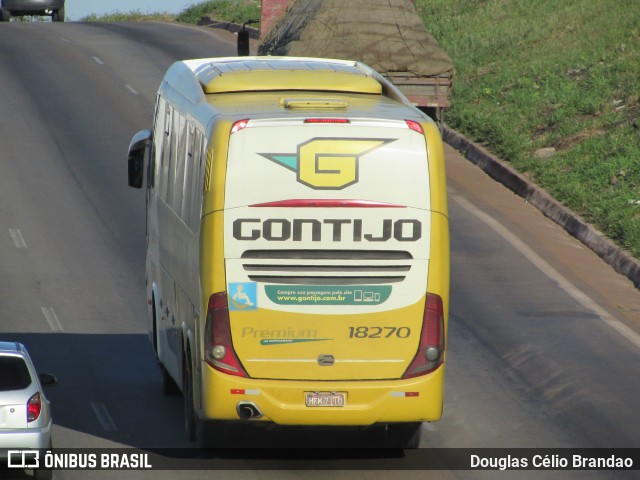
left=91, top=402, right=118, bottom=432
left=59, top=36, right=72, bottom=44
left=41, top=307, right=64, bottom=332
left=451, top=193, right=640, bottom=350
left=125, top=84, right=139, bottom=95
left=9, top=229, right=27, bottom=249
left=93, top=56, right=104, bottom=65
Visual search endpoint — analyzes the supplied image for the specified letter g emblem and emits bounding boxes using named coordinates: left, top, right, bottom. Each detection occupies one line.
left=297, top=138, right=391, bottom=190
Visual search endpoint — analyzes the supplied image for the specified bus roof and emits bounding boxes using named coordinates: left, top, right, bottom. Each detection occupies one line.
left=159, top=57, right=427, bottom=127
left=180, top=57, right=383, bottom=95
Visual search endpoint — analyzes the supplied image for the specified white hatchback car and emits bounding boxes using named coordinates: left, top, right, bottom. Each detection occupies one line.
left=0, top=341, right=57, bottom=479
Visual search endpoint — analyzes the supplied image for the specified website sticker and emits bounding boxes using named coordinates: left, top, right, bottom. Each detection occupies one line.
left=265, top=285, right=391, bottom=306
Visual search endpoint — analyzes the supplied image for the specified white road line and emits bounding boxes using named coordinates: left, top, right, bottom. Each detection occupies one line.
left=125, top=84, right=139, bottom=95
left=451, top=193, right=640, bottom=350
left=92, top=56, right=104, bottom=65
left=41, top=307, right=64, bottom=332
left=59, top=36, right=72, bottom=44
left=9, top=229, right=27, bottom=249
left=91, top=402, right=118, bottom=432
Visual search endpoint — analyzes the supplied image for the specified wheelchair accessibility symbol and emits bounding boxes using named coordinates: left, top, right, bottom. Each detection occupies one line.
left=229, top=282, right=258, bottom=311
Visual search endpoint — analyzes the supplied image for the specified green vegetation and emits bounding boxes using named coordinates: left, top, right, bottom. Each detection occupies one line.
left=78, top=0, right=260, bottom=25
left=176, top=0, right=260, bottom=25
left=416, top=0, right=640, bottom=256
left=78, top=10, right=175, bottom=22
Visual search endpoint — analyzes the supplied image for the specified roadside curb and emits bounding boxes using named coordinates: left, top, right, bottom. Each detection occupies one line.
left=198, top=16, right=260, bottom=39
left=442, top=125, right=640, bottom=289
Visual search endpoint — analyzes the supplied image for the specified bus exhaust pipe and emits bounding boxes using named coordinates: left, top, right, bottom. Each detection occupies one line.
left=237, top=402, right=263, bottom=420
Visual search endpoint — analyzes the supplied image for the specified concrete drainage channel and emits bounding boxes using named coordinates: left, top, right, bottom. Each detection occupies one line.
left=443, top=125, right=640, bottom=290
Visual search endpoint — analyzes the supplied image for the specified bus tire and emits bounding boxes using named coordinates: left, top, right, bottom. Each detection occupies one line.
left=197, top=420, right=229, bottom=449
left=160, top=364, right=180, bottom=396
left=151, top=295, right=159, bottom=355
left=389, top=422, right=422, bottom=449
left=183, top=355, right=197, bottom=442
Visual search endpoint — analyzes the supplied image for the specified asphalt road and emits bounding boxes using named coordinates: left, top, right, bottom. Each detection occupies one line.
left=0, top=21, right=638, bottom=480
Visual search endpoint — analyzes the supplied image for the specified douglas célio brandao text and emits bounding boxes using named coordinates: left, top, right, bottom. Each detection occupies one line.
left=470, top=453, right=634, bottom=470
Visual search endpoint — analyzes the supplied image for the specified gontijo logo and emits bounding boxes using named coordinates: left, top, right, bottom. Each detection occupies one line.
left=260, top=138, right=395, bottom=190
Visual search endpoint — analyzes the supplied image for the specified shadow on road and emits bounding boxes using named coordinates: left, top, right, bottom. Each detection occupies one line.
left=0, top=332, right=430, bottom=474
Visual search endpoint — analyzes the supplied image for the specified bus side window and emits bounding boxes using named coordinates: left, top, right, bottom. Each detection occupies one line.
left=148, top=97, right=163, bottom=190
left=166, top=110, right=179, bottom=210
left=171, top=114, right=187, bottom=216
left=158, top=103, right=172, bottom=202
left=190, top=131, right=205, bottom=230
left=147, top=144, right=155, bottom=189
left=181, top=124, right=195, bottom=228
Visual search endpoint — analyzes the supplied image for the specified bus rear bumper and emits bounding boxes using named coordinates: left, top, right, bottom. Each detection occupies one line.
left=200, top=363, right=445, bottom=426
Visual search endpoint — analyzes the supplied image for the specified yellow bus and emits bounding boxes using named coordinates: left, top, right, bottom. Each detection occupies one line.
left=127, top=57, right=449, bottom=448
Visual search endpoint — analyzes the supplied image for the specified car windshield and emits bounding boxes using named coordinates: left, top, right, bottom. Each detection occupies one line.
left=0, top=356, right=32, bottom=391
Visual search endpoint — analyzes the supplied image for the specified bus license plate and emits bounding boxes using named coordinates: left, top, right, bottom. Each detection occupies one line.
left=305, top=392, right=346, bottom=407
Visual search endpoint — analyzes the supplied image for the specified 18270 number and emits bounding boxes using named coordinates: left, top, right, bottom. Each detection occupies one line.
left=348, top=326, right=411, bottom=338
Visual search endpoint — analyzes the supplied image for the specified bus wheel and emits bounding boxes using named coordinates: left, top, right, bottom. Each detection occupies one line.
left=183, top=357, right=197, bottom=442
left=160, top=364, right=180, bottom=396
left=389, top=423, right=422, bottom=449
left=197, top=420, right=229, bottom=449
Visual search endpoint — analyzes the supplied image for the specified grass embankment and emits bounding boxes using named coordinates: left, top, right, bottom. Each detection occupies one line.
left=79, top=10, right=174, bottom=22
left=416, top=0, right=640, bottom=257
left=175, top=0, right=260, bottom=24
left=78, top=0, right=260, bottom=24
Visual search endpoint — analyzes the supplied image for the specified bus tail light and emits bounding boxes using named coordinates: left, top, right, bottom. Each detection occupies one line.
left=27, top=392, right=42, bottom=422
left=405, top=120, right=424, bottom=134
left=402, top=293, right=445, bottom=379
left=204, top=292, right=248, bottom=378
left=303, top=118, right=350, bottom=124
left=231, top=119, right=249, bottom=134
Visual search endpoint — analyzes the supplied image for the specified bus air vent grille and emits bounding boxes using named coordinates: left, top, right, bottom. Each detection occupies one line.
left=240, top=250, right=412, bottom=285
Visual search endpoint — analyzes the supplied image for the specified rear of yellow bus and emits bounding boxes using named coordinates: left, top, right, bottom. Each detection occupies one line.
left=198, top=93, right=449, bottom=447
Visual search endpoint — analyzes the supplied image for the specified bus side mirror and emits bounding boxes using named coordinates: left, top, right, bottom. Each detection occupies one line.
left=237, top=20, right=259, bottom=56
left=128, top=129, right=152, bottom=189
